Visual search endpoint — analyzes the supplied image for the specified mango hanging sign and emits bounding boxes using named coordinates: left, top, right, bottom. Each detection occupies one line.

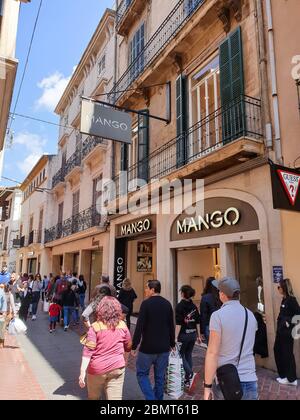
left=80, top=99, right=132, bottom=144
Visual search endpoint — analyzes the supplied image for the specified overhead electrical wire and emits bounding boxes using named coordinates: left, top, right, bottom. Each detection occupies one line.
left=8, top=0, right=43, bottom=134
left=9, top=82, right=171, bottom=133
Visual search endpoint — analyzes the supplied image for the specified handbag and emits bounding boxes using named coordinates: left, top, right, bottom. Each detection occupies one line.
left=216, top=307, right=248, bottom=401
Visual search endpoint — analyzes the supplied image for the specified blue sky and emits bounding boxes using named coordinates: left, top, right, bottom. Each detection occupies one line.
left=3, top=0, right=113, bottom=186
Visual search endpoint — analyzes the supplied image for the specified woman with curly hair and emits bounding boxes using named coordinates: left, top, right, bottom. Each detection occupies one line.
left=79, top=296, right=132, bottom=400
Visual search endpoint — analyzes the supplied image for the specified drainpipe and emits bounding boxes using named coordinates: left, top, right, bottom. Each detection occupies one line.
left=111, top=1, right=119, bottom=180
left=255, top=0, right=272, bottom=150
left=265, top=0, right=283, bottom=164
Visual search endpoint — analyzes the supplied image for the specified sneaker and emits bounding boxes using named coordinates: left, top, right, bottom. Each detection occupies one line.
left=184, top=379, right=190, bottom=390
left=49, top=330, right=53, bottom=333
left=64, top=327, right=68, bottom=332
left=189, top=372, right=201, bottom=393
left=32, top=315, right=36, bottom=321
left=277, top=378, right=298, bottom=386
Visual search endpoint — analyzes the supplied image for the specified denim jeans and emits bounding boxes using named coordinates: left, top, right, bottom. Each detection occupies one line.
left=213, top=381, right=258, bottom=400
left=79, top=294, right=86, bottom=310
left=136, top=352, right=169, bottom=400
left=63, top=306, right=78, bottom=327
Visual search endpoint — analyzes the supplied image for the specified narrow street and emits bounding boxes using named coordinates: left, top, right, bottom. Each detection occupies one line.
left=1, top=309, right=299, bottom=401
left=0, top=310, right=144, bottom=400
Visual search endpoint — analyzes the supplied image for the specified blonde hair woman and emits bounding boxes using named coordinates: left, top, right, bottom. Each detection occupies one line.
left=118, top=279, right=137, bottom=330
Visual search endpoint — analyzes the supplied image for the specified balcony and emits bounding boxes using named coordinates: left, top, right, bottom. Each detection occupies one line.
left=12, top=239, right=21, bottom=248
left=64, top=148, right=82, bottom=184
left=116, top=0, right=145, bottom=36
left=82, top=136, right=108, bottom=166
left=113, top=96, right=263, bottom=198
left=113, top=0, right=205, bottom=102
left=52, top=168, right=66, bottom=190
left=44, top=205, right=103, bottom=244
left=20, top=236, right=27, bottom=248
left=28, top=230, right=42, bottom=245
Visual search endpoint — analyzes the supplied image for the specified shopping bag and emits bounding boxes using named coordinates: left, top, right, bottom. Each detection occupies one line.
left=8, top=319, right=17, bottom=335
left=43, top=300, right=50, bottom=313
left=165, top=345, right=185, bottom=399
left=11, top=318, right=27, bottom=335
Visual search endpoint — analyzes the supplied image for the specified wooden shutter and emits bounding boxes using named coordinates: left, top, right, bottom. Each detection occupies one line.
left=120, top=143, right=128, bottom=171
left=138, top=110, right=149, bottom=182
left=176, top=74, right=187, bottom=167
left=219, top=27, right=245, bottom=143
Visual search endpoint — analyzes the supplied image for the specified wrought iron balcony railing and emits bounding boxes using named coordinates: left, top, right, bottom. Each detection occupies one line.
left=65, top=148, right=82, bottom=177
left=82, top=136, right=107, bottom=160
left=28, top=230, right=42, bottom=245
left=44, top=205, right=102, bottom=244
left=20, top=235, right=27, bottom=248
left=116, top=0, right=132, bottom=27
left=52, top=137, right=108, bottom=189
left=52, top=167, right=66, bottom=189
left=113, top=96, right=263, bottom=198
left=113, top=0, right=205, bottom=102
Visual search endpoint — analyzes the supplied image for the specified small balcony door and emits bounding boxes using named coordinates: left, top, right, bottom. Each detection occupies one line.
left=189, top=56, right=221, bottom=160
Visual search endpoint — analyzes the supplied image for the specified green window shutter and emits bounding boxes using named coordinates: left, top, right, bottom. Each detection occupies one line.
left=176, top=74, right=187, bottom=167
left=219, top=26, right=245, bottom=143
left=138, top=110, right=149, bottom=182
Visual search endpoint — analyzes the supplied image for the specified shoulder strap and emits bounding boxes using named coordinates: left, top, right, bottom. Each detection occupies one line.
left=237, top=307, right=248, bottom=366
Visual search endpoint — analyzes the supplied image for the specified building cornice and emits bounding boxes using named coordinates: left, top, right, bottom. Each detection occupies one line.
left=55, top=9, right=115, bottom=115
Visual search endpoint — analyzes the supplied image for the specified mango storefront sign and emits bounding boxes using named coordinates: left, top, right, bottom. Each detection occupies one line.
left=117, top=216, right=156, bottom=239
left=171, top=198, right=259, bottom=241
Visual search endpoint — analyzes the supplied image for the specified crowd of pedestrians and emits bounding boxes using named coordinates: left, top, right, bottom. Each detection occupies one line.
left=0, top=264, right=299, bottom=401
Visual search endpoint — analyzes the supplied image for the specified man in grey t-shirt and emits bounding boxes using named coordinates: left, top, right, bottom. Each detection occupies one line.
left=204, top=277, right=258, bottom=400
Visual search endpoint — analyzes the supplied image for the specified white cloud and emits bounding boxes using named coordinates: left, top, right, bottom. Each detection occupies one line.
left=13, top=132, right=47, bottom=175
left=35, top=71, right=71, bottom=111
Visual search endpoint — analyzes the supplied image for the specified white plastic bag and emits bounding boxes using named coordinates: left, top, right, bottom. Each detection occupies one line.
left=8, top=319, right=17, bottom=335
left=43, top=300, right=50, bottom=313
left=8, top=318, right=27, bottom=335
left=165, top=345, right=185, bottom=399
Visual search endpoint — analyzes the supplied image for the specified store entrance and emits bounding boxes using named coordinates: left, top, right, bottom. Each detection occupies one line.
left=235, top=242, right=264, bottom=314
left=176, top=246, right=220, bottom=307
left=27, top=258, right=37, bottom=275
left=90, top=250, right=103, bottom=297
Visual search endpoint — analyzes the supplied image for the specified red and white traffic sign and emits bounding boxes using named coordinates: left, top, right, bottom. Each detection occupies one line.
left=277, top=169, right=300, bottom=206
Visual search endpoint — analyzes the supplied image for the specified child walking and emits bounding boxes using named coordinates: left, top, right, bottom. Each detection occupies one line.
left=49, top=299, right=61, bottom=333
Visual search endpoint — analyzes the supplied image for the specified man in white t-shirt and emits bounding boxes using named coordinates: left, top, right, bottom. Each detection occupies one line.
left=204, top=277, right=258, bottom=401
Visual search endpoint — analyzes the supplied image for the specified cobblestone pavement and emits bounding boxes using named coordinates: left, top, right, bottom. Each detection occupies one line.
left=1, top=311, right=299, bottom=400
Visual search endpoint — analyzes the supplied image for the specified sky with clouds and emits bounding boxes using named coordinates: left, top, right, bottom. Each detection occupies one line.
left=3, top=0, right=113, bottom=186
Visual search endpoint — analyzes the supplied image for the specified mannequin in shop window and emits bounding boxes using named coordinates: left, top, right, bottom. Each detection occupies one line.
left=254, top=276, right=268, bottom=359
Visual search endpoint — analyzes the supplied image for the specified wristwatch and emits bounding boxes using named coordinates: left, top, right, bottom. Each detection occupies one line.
left=204, top=383, right=213, bottom=389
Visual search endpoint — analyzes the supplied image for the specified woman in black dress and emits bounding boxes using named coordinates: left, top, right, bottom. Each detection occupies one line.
left=274, top=278, right=300, bottom=386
